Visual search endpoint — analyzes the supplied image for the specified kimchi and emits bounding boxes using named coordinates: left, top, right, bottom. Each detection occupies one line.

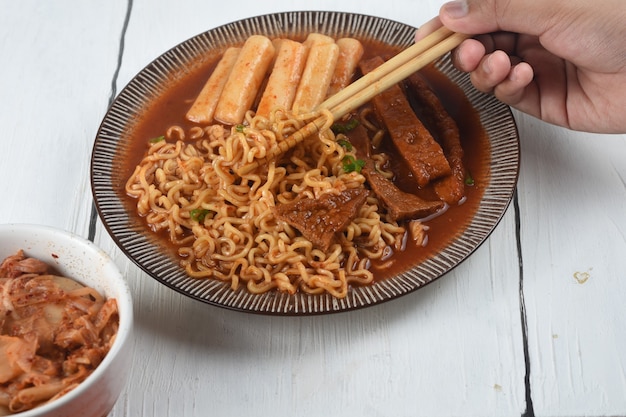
left=0, top=250, right=119, bottom=414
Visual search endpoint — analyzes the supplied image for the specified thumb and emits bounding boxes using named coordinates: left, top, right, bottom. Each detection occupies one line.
left=439, top=0, right=559, bottom=36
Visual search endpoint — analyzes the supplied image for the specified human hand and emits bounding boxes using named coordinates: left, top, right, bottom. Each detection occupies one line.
left=416, top=0, right=626, bottom=133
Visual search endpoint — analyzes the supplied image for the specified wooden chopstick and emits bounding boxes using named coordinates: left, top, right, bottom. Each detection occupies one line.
left=321, top=27, right=469, bottom=119
left=319, top=26, right=468, bottom=118
left=236, top=26, right=469, bottom=175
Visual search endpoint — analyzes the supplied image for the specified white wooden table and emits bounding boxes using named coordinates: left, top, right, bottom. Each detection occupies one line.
left=2, top=1, right=626, bottom=416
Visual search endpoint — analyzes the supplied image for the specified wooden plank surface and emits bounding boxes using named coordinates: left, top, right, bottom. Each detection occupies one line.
left=515, top=115, right=626, bottom=415
left=3, top=0, right=626, bottom=416
left=0, top=0, right=127, bottom=235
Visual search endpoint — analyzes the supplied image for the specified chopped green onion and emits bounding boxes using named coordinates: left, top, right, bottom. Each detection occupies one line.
left=190, top=208, right=212, bottom=222
left=331, top=118, right=359, bottom=134
left=149, top=135, right=165, bottom=144
left=464, top=172, right=475, bottom=186
left=337, top=139, right=353, bottom=151
left=235, top=124, right=246, bottom=133
left=342, top=155, right=366, bottom=173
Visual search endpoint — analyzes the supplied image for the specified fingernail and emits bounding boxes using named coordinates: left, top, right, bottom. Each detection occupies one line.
left=442, top=0, right=469, bottom=19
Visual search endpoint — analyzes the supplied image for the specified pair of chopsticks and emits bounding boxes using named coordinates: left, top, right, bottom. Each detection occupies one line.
left=320, top=26, right=469, bottom=119
left=237, top=27, right=469, bottom=175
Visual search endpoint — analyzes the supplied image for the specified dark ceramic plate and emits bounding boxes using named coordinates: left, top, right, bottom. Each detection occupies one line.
left=91, top=11, right=519, bottom=315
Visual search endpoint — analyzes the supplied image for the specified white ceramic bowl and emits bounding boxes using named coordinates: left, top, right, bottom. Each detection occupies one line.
left=0, top=223, right=134, bottom=417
